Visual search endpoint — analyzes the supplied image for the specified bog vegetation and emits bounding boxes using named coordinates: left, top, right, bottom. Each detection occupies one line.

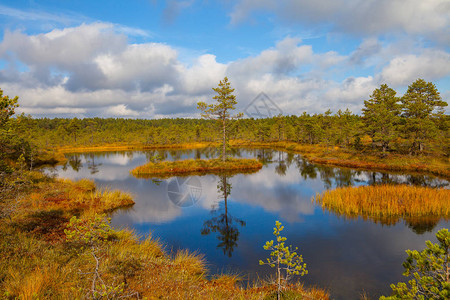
left=131, top=158, right=263, bottom=178
left=0, top=171, right=329, bottom=299
left=315, top=185, right=450, bottom=225
left=0, top=77, right=448, bottom=299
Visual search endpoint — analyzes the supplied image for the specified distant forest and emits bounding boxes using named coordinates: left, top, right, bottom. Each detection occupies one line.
left=1, top=79, right=449, bottom=170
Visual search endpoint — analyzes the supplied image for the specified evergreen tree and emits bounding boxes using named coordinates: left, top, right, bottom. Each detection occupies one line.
left=381, top=228, right=450, bottom=299
left=0, top=88, right=19, bottom=127
left=362, top=84, right=401, bottom=152
left=197, top=77, right=242, bottom=161
left=401, top=79, right=447, bottom=154
left=0, top=89, right=20, bottom=172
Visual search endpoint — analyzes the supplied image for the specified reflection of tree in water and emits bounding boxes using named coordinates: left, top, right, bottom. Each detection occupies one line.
left=275, top=151, right=287, bottom=176
left=256, top=149, right=274, bottom=166
left=323, top=210, right=445, bottom=234
left=295, top=157, right=317, bottom=180
left=87, top=154, right=102, bottom=175
left=201, top=175, right=245, bottom=257
left=290, top=154, right=448, bottom=189
left=170, top=150, right=182, bottom=161
left=404, top=216, right=441, bottom=235
left=229, top=148, right=242, bottom=158
left=65, top=155, right=83, bottom=172
left=195, top=148, right=201, bottom=160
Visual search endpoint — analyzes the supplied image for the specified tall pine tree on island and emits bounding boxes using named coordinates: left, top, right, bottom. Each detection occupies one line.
left=197, top=77, right=243, bottom=161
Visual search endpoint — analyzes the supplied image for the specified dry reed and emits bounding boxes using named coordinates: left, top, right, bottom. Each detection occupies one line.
left=315, top=185, right=450, bottom=223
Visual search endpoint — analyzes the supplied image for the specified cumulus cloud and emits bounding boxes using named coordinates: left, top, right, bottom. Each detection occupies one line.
left=379, top=50, right=450, bottom=86
left=229, top=0, right=450, bottom=42
left=324, top=76, right=377, bottom=111
left=0, top=22, right=448, bottom=118
left=105, top=104, right=139, bottom=117
left=228, top=37, right=313, bottom=79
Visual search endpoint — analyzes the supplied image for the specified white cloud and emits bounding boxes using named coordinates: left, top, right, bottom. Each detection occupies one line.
left=228, top=37, right=313, bottom=79
left=230, top=0, right=450, bottom=43
left=105, top=104, right=139, bottom=117
left=94, top=43, right=180, bottom=91
left=18, top=106, right=87, bottom=115
left=0, top=23, right=448, bottom=118
left=379, top=50, right=450, bottom=86
left=179, top=54, right=227, bottom=95
left=324, top=76, right=377, bottom=111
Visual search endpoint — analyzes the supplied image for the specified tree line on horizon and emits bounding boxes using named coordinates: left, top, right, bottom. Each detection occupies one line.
left=1, top=78, right=448, bottom=171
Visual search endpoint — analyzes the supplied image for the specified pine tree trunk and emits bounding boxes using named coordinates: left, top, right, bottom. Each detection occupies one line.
left=419, top=141, right=423, bottom=153
left=222, top=118, right=226, bottom=162
left=277, top=254, right=281, bottom=300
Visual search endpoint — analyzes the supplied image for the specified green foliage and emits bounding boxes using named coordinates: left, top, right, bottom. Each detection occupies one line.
left=198, top=77, right=243, bottom=161
left=65, top=214, right=115, bottom=249
left=401, top=79, right=448, bottom=154
left=64, top=214, right=131, bottom=299
left=0, top=89, right=20, bottom=173
left=380, top=228, right=450, bottom=300
left=0, top=88, right=19, bottom=127
left=363, top=84, right=401, bottom=152
left=259, top=221, right=307, bottom=299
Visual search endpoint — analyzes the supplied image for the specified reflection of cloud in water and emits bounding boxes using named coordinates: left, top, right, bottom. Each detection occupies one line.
left=229, top=167, right=322, bottom=222
left=113, top=179, right=182, bottom=225
left=107, top=155, right=131, bottom=166
left=56, top=165, right=131, bottom=181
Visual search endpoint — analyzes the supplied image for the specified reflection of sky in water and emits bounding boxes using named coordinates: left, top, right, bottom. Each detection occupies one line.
left=49, top=149, right=449, bottom=300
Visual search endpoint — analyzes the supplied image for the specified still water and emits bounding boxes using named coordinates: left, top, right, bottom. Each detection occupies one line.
left=48, top=148, right=449, bottom=299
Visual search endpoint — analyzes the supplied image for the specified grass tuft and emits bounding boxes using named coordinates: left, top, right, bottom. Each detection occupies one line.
left=315, top=184, right=450, bottom=225
left=131, top=158, right=263, bottom=178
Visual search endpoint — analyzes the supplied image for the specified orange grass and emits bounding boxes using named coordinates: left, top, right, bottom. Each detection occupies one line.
left=131, top=158, right=263, bottom=178
left=315, top=185, right=450, bottom=224
left=27, top=178, right=135, bottom=214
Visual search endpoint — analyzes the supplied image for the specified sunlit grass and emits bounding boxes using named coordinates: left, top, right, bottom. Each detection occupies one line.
left=131, top=157, right=263, bottom=178
left=1, top=172, right=329, bottom=299
left=26, top=178, right=134, bottom=215
left=315, top=185, right=450, bottom=224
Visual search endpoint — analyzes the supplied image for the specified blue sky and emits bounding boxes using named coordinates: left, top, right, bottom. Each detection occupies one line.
left=0, top=0, right=449, bottom=118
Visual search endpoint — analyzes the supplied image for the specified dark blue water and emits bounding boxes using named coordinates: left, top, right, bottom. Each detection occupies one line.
left=47, top=148, right=449, bottom=299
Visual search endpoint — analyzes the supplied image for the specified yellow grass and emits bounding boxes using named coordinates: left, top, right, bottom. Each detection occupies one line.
left=315, top=185, right=450, bottom=224
left=131, top=158, right=263, bottom=178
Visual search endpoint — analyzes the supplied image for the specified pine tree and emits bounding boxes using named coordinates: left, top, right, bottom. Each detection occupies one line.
left=401, top=79, right=447, bottom=154
left=197, top=77, right=242, bottom=161
left=381, top=228, right=450, bottom=299
left=362, top=84, right=401, bottom=152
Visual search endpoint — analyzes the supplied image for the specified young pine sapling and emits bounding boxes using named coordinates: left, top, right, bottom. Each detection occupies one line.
left=259, top=220, right=308, bottom=300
